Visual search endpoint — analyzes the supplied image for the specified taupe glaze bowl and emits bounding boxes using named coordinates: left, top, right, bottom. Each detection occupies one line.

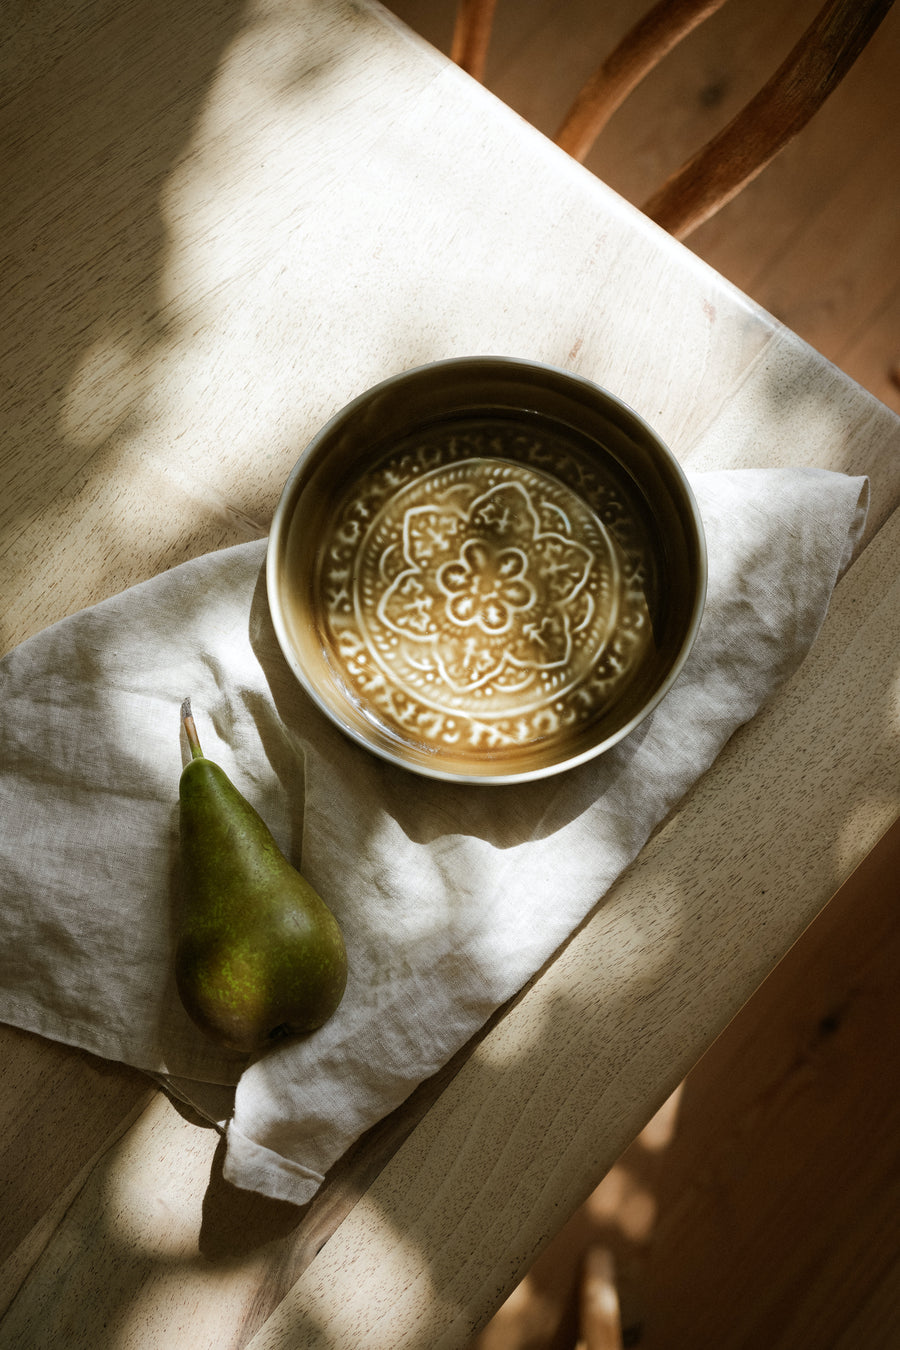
left=267, top=357, right=707, bottom=784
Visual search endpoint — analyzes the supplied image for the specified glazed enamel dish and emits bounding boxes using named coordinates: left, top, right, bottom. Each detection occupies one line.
left=266, top=357, right=707, bottom=782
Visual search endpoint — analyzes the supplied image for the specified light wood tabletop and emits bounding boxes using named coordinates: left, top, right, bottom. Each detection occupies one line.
left=1, top=0, right=898, bottom=1344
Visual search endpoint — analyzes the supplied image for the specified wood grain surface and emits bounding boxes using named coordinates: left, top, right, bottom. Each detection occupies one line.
left=0, top=0, right=897, bottom=1344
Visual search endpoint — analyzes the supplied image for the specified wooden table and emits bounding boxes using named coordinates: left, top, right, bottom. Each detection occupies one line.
left=1, top=0, right=898, bottom=1344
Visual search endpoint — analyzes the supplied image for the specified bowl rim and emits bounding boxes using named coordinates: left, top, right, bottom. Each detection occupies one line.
left=266, top=355, right=708, bottom=784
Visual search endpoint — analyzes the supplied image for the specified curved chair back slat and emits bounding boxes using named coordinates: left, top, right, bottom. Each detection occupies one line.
left=555, top=0, right=730, bottom=163
left=450, top=0, right=895, bottom=238
left=643, top=0, right=896, bottom=237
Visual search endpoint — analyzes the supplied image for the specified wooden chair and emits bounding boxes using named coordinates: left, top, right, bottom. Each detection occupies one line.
left=451, top=0, right=895, bottom=238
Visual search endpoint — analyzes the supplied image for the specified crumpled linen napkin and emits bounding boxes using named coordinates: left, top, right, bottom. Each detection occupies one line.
left=0, top=468, right=867, bottom=1204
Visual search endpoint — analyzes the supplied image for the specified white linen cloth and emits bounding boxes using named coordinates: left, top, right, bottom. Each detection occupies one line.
left=0, top=468, right=867, bottom=1203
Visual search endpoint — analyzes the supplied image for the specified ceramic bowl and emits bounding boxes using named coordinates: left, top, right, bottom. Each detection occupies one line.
left=267, top=357, right=706, bottom=784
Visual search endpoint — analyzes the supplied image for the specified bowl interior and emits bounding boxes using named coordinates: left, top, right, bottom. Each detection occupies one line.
left=267, top=358, right=706, bottom=783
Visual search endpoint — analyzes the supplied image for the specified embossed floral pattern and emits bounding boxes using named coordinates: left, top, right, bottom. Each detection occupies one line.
left=318, top=429, right=652, bottom=754
left=374, top=476, right=606, bottom=700
left=438, top=540, right=535, bottom=634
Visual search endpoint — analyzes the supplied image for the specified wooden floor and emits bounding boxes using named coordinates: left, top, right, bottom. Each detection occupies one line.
left=380, top=3, right=900, bottom=1345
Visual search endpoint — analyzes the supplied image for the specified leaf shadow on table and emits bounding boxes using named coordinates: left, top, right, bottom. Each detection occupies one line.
left=0, top=0, right=250, bottom=626
left=2, top=0, right=406, bottom=653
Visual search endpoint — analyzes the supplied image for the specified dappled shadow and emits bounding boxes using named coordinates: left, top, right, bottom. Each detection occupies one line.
left=3, top=0, right=440, bottom=654
left=0, top=0, right=247, bottom=605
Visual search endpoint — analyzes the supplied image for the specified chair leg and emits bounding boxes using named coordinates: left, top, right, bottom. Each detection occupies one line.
left=451, top=0, right=498, bottom=81
left=576, top=1245, right=624, bottom=1350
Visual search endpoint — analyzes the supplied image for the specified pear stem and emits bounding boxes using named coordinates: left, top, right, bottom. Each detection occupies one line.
left=181, top=697, right=205, bottom=760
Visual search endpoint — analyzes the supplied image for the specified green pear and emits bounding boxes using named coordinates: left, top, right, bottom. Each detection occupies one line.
left=175, top=699, right=347, bottom=1053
